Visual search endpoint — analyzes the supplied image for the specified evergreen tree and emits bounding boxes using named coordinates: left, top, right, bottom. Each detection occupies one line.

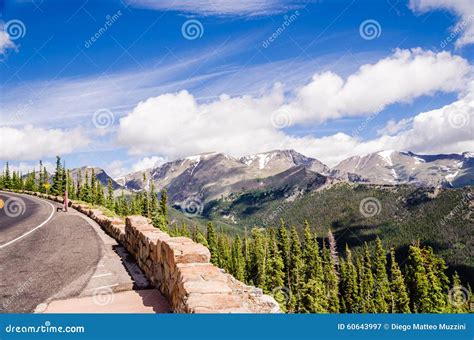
left=302, top=220, right=323, bottom=282
left=300, top=221, right=327, bottom=313
left=340, top=245, right=359, bottom=313
left=107, top=178, right=114, bottom=209
left=67, top=170, right=75, bottom=200
left=422, top=246, right=449, bottom=312
left=373, top=237, right=390, bottom=312
left=388, top=248, right=410, bottom=313
left=90, top=168, right=97, bottom=203
left=288, top=226, right=304, bottom=312
left=207, top=222, right=219, bottom=266
left=250, top=228, right=267, bottom=288
left=217, top=233, right=231, bottom=272
left=405, top=243, right=431, bottom=312
left=3, top=162, right=12, bottom=189
left=194, top=227, right=208, bottom=247
left=449, top=272, right=468, bottom=313
left=360, top=243, right=376, bottom=313
left=322, top=239, right=340, bottom=313
left=277, top=220, right=290, bottom=287
left=38, top=160, right=45, bottom=193
left=230, top=235, right=246, bottom=282
left=51, top=156, right=64, bottom=196
left=265, top=229, right=285, bottom=293
left=159, top=189, right=168, bottom=224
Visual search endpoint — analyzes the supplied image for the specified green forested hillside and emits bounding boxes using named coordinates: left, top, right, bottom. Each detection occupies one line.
left=206, top=183, right=473, bottom=283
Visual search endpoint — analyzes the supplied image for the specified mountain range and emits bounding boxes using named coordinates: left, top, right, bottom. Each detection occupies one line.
left=109, top=150, right=472, bottom=203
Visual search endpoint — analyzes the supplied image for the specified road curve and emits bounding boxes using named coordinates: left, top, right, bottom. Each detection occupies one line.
left=0, top=191, right=102, bottom=313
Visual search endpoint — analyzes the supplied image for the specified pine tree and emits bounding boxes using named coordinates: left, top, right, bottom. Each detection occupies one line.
left=373, top=237, right=390, bottom=312
left=322, top=239, right=339, bottom=313
left=159, top=189, right=168, bottom=224
left=340, top=245, right=359, bottom=313
left=302, top=220, right=323, bottom=282
left=288, top=226, right=304, bottom=312
left=422, top=246, right=450, bottom=312
left=42, top=164, right=49, bottom=193
left=250, top=228, right=267, bottom=288
left=388, top=248, right=410, bottom=313
left=277, top=220, right=290, bottom=288
left=3, top=162, right=12, bottom=189
left=207, top=222, right=219, bottom=266
left=51, top=156, right=63, bottom=196
left=405, top=242, right=431, bottom=312
left=230, top=235, right=246, bottom=282
left=90, top=168, right=96, bottom=203
left=67, top=170, right=75, bottom=200
left=107, top=178, right=114, bottom=209
left=449, top=272, right=469, bottom=313
left=265, top=229, right=285, bottom=293
left=76, top=169, right=82, bottom=200
left=360, top=242, right=376, bottom=313
left=194, top=227, right=208, bottom=247
left=84, top=170, right=89, bottom=201
left=217, top=233, right=231, bottom=272
left=300, top=221, right=327, bottom=313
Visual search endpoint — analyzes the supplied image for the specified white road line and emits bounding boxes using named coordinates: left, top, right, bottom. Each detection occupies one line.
left=92, top=273, right=113, bottom=278
left=0, top=195, right=55, bottom=249
left=87, top=283, right=119, bottom=291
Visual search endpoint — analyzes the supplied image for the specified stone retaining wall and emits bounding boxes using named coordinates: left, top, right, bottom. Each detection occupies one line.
left=14, top=191, right=280, bottom=313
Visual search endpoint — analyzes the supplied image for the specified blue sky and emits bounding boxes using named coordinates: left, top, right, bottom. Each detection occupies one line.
left=0, top=0, right=473, bottom=176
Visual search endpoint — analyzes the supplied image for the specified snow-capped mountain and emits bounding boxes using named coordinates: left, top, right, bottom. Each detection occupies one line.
left=119, top=150, right=330, bottom=203
left=332, top=150, right=473, bottom=187
left=115, top=149, right=472, bottom=206
left=240, top=149, right=330, bottom=176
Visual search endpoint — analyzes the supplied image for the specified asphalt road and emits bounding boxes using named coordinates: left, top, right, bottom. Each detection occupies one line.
left=0, top=191, right=103, bottom=313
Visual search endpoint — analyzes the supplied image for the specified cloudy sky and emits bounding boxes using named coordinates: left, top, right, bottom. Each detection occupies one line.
left=0, top=0, right=473, bottom=177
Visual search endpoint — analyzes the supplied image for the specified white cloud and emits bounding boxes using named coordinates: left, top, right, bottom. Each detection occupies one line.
left=377, top=118, right=413, bottom=136
left=132, top=156, right=167, bottom=172
left=409, top=0, right=474, bottom=47
left=0, top=30, right=15, bottom=55
left=5, top=161, right=55, bottom=175
left=284, top=48, right=470, bottom=123
left=104, top=160, right=128, bottom=179
left=0, top=126, right=89, bottom=161
left=117, top=48, right=472, bottom=165
left=127, top=0, right=305, bottom=16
